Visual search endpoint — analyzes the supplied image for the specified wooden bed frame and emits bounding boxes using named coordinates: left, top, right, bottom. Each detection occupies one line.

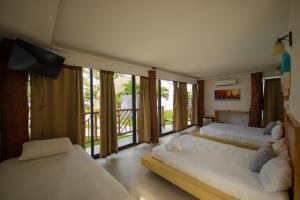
left=141, top=113, right=300, bottom=200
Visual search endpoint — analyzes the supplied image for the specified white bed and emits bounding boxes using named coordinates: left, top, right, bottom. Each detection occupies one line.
left=0, top=145, right=132, bottom=200
left=152, top=135, right=289, bottom=200
left=199, top=122, right=273, bottom=146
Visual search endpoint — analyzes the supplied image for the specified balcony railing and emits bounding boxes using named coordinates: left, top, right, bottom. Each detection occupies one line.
left=85, top=106, right=192, bottom=145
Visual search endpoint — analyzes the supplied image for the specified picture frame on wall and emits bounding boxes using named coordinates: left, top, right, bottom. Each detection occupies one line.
left=215, top=89, right=240, bottom=100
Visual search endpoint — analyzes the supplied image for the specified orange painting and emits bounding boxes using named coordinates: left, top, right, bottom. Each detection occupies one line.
left=215, top=89, right=240, bottom=100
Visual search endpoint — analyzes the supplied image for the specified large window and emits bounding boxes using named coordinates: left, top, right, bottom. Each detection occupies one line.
left=187, top=84, right=193, bottom=125
left=83, top=69, right=139, bottom=157
left=114, top=73, right=137, bottom=148
left=158, top=80, right=173, bottom=135
left=83, top=68, right=100, bottom=156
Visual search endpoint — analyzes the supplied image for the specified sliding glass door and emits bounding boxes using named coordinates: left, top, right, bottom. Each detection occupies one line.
left=114, top=73, right=137, bottom=149
left=83, top=69, right=139, bottom=157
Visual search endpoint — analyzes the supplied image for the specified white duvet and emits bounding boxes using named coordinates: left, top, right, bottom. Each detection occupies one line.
left=152, top=135, right=289, bottom=200
left=200, top=122, right=272, bottom=146
left=0, top=145, right=131, bottom=200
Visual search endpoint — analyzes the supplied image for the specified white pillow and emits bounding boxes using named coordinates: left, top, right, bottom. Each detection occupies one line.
left=164, top=136, right=183, bottom=152
left=271, top=124, right=283, bottom=140
left=272, top=138, right=290, bottom=162
left=19, top=138, right=73, bottom=161
left=259, top=157, right=292, bottom=192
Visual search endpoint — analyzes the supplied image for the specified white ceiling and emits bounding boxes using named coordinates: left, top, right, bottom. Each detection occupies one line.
left=0, top=0, right=292, bottom=78
left=52, top=0, right=292, bottom=78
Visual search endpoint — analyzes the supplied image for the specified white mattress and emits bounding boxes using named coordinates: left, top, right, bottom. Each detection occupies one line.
left=200, top=122, right=272, bottom=146
left=152, top=135, right=289, bottom=200
left=0, top=145, right=131, bottom=200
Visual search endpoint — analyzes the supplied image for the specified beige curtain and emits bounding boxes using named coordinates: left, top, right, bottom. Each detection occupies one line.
left=100, top=70, right=118, bottom=157
left=31, top=67, right=85, bottom=146
left=263, top=79, right=284, bottom=126
left=173, top=82, right=188, bottom=131
left=180, top=82, right=188, bottom=129
left=173, top=81, right=179, bottom=131
left=138, top=77, right=151, bottom=142
left=191, top=84, right=199, bottom=125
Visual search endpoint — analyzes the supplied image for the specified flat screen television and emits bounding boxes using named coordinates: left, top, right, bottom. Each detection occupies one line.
left=7, top=39, right=65, bottom=78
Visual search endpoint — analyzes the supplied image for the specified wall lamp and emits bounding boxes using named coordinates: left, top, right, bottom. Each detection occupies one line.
left=273, top=31, right=293, bottom=56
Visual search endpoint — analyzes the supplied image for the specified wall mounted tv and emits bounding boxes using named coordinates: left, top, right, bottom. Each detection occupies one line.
left=7, top=39, right=65, bottom=79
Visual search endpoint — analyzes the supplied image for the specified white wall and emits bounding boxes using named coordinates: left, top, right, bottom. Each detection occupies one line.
left=288, top=0, right=300, bottom=122
left=204, top=73, right=251, bottom=126
left=0, top=0, right=60, bottom=45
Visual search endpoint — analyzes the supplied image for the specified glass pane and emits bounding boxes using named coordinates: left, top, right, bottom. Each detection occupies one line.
left=93, top=70, right=101, bottom=155
left=115, top=73, right=134, bottom=147
left=135, top=76, right=140, bottom=142
left=161, top=80, right=173, bottom=134
left=83, top=68, right=92, bottom=155
left=187, top=84, right=193, bottom=126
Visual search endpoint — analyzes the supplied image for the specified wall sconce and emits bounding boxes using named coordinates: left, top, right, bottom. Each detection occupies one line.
left=272, top=31, right=293, bottom=56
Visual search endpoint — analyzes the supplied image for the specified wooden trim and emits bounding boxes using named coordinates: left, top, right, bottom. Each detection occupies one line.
left=192, top=132, right=260, bottom=150
left=214, top=110, right=249, bottom=122
left=285, top=113, right=300, bottom=200
left=141, top=154, right=238, bottom=200
left=148, top=70, right=159, bottom=143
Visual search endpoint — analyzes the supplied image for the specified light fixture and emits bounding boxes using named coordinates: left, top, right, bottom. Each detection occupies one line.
left=272, top=31, right=293, bottom=56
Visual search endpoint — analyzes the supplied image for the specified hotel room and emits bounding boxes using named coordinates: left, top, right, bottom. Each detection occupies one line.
left=0, top=0, right=299, bottom=200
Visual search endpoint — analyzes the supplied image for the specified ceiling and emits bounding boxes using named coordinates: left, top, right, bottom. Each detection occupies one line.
left=52, top=0, right=292, bottom=78
left=0, top=0, right=292, bottom=78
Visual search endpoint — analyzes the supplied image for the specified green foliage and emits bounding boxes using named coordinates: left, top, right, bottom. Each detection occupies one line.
left=160, top=87, right=169, bottom=100
left=163, top=110, right=173, bottom=125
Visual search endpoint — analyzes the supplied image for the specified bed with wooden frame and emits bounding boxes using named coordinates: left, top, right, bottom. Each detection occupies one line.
left=193, top=110, right=275, bottom=151
left=141, top=113, right=300, bottom=200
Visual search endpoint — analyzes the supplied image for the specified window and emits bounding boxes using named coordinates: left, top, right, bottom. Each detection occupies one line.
left=187, top=84, right=193, bottom=125
left=114, top=73, right=137, bottom=148
left=83, top=68, right=100, bottom=156
left=83, top=70, right=139, bottom=157
left=158, top=80, right=173, bottom=135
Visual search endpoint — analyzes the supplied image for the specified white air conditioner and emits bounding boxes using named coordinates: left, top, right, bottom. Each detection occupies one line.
left=215, top=79, right=237, bottom=87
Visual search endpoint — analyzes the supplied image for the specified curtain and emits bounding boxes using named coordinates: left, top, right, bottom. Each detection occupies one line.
left=191, top=84, right=199, bottom=125
left=31, top=67, right=85, bottom=146
left=197, top=80, right=204, bottom=126
left=100, top=70, right=118, bottom=157
left=263, top=79, right=284, bottom=126
left=173, top=81, right=179, bottom=131
left=138, top=77, right=151, bottom=142
left=180, top=82, right=188, bottom=129
left=0, top=39, right=29, bottom=162
left=173, top=82, right=188, bottom=131
left=148, top=70, right=159, bottom=143
left=249, top=72, right=264, bottom=127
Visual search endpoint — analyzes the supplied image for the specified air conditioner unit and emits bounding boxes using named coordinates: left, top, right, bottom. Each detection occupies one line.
left=215, top=79, right=237, bottom=87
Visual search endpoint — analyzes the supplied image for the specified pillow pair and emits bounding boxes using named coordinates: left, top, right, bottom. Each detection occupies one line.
left=264, top=121, right=283, bottom=140
left=249, top=139, right=292, bottom=192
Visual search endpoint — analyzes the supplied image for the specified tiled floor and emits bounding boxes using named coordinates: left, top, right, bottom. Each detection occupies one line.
left=96, top=133, right=197, bottom=200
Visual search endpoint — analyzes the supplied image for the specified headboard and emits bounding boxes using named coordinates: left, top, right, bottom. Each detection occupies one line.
left=285, top=113, right=300, bottom=200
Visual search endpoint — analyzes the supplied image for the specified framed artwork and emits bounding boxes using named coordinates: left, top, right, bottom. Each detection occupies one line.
left=215, top=89, right=240, bottom=100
